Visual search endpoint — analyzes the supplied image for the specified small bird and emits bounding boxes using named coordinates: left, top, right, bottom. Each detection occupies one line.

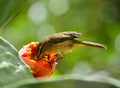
left=19, top=31, right=106, bottom=78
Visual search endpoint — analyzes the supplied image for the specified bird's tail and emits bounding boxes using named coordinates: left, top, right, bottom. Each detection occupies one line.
left=75, top=40, right=107, bottom=49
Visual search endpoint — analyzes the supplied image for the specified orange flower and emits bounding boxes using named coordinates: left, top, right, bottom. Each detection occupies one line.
left=19, top=42, right=57, bottom=78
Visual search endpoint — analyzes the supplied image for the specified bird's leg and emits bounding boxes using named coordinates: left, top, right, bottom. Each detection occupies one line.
left=54, top=54, right=63, bottom=62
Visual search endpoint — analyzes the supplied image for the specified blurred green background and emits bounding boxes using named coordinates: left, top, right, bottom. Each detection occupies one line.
left=0, top=0, right=120, bottom=80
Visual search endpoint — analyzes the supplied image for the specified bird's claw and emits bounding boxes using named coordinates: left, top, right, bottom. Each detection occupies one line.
left=54, top=54, right=63, bottom=62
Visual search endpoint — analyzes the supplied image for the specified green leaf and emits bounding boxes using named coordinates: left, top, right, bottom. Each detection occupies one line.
left=0, top=37, right=32, bottom=87
left=5, top=75, right=120, bottom=88
left=0, top=0, right=28, bottom=27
